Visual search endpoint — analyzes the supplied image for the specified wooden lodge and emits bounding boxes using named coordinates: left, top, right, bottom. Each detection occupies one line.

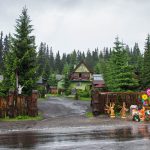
left=70, top=61, right=93, bottom=90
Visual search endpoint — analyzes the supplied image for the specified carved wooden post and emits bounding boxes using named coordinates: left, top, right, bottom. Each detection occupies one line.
left=8, top=90, right=15, bottom=118
left=28, top=90, right=38, bottom=117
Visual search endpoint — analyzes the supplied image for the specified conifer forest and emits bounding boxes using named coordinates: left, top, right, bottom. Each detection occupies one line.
left=0, top=7, right=150, bottom=96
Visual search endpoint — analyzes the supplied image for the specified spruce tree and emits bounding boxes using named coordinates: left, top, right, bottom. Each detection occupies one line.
left=105, top=37, right=139, bottom=91
left=49, top=47, right=54, bottom=73
left=142, top=34, right=150, bottom=89
left=9, top=7, right=37, bottom=95
left=55, top=51, right=61, bottom=74
left=0, top=32, right=3, bottom=73
left=3, top=34, right=10, bottom=55
left=37, top=42, right=46, bottom=77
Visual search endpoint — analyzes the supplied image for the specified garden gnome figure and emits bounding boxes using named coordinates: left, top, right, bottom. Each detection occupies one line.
left=120, top=102, right=128, bottom=119
left=110, top=102, right=115, bottom=118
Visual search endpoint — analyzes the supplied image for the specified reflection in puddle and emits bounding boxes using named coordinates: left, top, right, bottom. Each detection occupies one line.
left=0, top=125, right=150, bottom=149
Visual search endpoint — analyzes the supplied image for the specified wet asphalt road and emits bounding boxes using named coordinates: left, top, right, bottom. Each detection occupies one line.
left=0, top=97, right=150, bottom=150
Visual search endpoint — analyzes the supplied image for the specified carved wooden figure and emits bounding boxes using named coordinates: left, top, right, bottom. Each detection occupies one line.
left=120, top=102, right=128, bottom=119
left=105, top=102, right=115, bottom=118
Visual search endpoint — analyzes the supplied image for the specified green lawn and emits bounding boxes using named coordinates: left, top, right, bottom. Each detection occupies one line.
left=0, top=115, right=42, bottom=121
left=39, top=93, right=91, bottom=101
left=79, top=97, right=91, bottom=101
left=86, top=112, right=93, bottom=118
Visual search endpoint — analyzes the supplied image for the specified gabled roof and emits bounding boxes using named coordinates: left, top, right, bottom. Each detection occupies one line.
left=72, top=60, right=93, bottom=73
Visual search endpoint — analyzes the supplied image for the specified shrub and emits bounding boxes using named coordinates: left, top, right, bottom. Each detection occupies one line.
left=36, top=85, right=46, bottom=98
left=65, top=89, right=71, bottom=96
left=78, top=90, right=90, bottom=98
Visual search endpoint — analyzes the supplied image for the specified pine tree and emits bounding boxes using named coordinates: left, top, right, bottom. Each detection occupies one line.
left=70, top=50, right=77, bottom=65
left=3, top=34, right=10, bottom=55
left=37, top=42, right=46, bottom=77
left=132, top=43, right=143, bottom=75
left=43, top=45, right=51, bottom=92
left=142, top=34, right=150, bottom=89
left=0, top=32, right=3, bottom=73
left=77, top=50, right=82, bottom=62
left=64, top=72, right=70, bottom=95
left=105, top=37, right=139, bottom=91
left=85, top=49, right=93, bottom=69
left=7, top=7, right=37, bottom=95
left=55, top=51, right=61, bottom=74
left=49, top=47, right=54, bottom=73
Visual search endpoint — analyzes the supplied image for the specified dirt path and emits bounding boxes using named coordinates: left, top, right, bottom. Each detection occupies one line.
left=0, top=96, right=148, bottom=132
left=38, top=97, right=91, bottom=119
left=0, top=96, right=91, bottom=132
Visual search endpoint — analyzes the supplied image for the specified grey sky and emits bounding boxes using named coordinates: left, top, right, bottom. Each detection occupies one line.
left=0, top=0, right=150, bottom=54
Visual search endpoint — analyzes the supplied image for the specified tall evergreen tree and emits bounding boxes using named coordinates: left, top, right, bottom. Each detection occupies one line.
left=0, top=32, right=3, bottom=73
left=70, top=50, right=77, bottom=65
left=37, top=42, right=46, bottom=77
left=6, top=7, right=37, bottom=95
left=85, top=49, right=93, bottom=69
left=105, top=37, right=138, bottom=91
left=49, top=47, right=54, bottom=73
left=142, top=34, right=150, bottom=89
left=61, top=53, right=67, bottom=68
left=43, top=45, right=51, bottom=89
left=131, top=43, right=143, bottom=89
left=77, top=50, right=82, bottom=62
left=3, top=34, right=10, bottom=55
left=55, top=51, right=61, bottom=73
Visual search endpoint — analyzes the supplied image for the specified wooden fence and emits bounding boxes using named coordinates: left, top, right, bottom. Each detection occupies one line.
left=0, top=90, right=38, bottom=118
left=91, top=90, right=147, bottom=116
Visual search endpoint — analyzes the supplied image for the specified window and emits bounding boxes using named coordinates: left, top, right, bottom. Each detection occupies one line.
left=79, top=73, right=82, bottom=78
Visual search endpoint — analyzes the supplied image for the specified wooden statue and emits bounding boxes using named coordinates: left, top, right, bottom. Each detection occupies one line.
left=105, top=102, right=115, bottom=118
left=110, top=102, right=115, bottom=118
left=105, top=103, right=111, bottom=114
left=120, top=102, right=128, bottom=119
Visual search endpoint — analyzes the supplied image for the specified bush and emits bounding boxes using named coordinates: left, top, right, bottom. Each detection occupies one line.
left=36, top=85, right=46, bottom=98
left=65, top=89, right=71, bottom=96
left=78, top=90, right=90, bottom=98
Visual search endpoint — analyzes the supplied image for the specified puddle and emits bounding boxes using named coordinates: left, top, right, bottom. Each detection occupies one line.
left=0, top=125, right=150, bottom=149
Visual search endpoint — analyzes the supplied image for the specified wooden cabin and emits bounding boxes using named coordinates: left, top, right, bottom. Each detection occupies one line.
left=70, top=61, right=92, bottom=91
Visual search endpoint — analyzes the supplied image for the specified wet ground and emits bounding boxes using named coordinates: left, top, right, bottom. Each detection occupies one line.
left=0, top=97, right=150, bottom=149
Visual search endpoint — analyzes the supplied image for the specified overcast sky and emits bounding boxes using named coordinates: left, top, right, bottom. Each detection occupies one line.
left=1, top=0, right=150, bottom=54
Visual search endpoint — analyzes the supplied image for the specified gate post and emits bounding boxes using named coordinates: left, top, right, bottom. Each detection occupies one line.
left=28, top=90, right=38, bottom=117
left=8, top=90, right=15, bottom=118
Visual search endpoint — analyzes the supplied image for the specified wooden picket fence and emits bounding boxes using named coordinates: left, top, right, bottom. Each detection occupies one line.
left=91, top=90, right=148, bottom=116
left=0, top=90, right=38, bottom=118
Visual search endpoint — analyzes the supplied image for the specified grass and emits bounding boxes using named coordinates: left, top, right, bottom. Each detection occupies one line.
left=0, top=114, right=42, bottom=121
left=38, top=94, right=57, bottom=101
left=38, top=93, right=91, bottom=101
left=38, top=97, right=46, bottom=101
left=86, top=112, right=93, bottom=118
left=79, top=97, right=91, bottom=101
